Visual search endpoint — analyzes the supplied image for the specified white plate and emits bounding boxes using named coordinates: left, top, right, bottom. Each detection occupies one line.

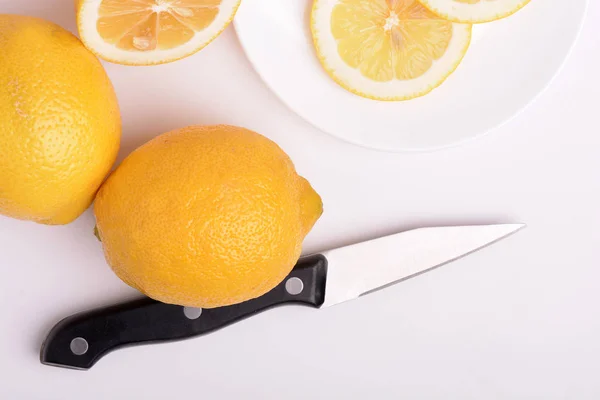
left=234, top=0, right=588, bottom=152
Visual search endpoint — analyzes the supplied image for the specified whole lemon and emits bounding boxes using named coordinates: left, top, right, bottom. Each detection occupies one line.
left=0, top=15, right=120, bottom=224
left=94, top=125, right=323, bottom=308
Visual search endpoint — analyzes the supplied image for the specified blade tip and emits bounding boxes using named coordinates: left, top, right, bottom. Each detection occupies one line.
left=489, top=223, right=526, bottom=242
left=506, top=223, right=527, bottom=233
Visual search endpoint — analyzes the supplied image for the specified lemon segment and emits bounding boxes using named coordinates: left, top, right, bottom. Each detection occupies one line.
left=418, top=0, right=532, bottom=24
left=77, top=0, right=241, bottom=65
left=311, top=0, right=472, bottom=101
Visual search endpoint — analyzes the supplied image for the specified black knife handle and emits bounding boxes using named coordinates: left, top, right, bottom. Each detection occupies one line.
left=40, top=255, right=327, bottom=370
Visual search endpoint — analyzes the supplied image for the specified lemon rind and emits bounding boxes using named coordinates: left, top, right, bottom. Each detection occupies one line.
left=77, top=0, right=241, bottom=66
left=417, top=0, right=532, bottom=24
left=311, top=0, right=472, bottom=101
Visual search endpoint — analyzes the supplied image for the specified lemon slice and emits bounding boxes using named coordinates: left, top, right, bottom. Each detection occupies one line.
left=76, top=0, right=241, bottom=65
left=311, top=0, right=472, bottom=101
left=418, top=0, right=531, bottom=23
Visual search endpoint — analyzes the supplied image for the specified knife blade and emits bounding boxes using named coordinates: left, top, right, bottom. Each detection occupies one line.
left=40, top=223, right=524, bottom=370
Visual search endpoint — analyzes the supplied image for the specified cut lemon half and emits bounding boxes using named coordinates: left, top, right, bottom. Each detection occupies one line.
left=417, top=0, right=531, bottom=23
left=76, top=0, right=241, bottom=65
left=311, top=0, right=472, bottom=101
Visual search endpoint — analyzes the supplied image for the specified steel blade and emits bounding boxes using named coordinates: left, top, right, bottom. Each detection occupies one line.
left=320, top=224, right=524, bottom=307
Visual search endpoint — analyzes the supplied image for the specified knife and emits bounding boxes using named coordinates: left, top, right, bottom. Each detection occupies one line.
left=40, top=223, right=524, bottom=370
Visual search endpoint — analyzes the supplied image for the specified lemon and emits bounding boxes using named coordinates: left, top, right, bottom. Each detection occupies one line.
left=0, top=15, right=120, bottom=225
left=94, top=125, right=323, bottom=308
left=417, top=0, right=531, bottom=24
left=311, top=0, right=472, bottom=101
left=76, top=0, right=241, bottom=65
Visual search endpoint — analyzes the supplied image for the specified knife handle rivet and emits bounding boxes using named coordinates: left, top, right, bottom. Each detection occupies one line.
left=70, top=337, right=89, bottom=356
left=183, top=307, right=203, bottom=320
left=285, top=277, right=304, bottom=295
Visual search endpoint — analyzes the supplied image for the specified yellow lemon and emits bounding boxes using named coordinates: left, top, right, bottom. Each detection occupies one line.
left=94, top=125, right=323, bottom=308
left=311, top=0, right=472, bottom=101
left=417, top=0, right=531, bottom=24
left=0, top=15, right=120, bottom=225
left=76, top=0, right=241, bottom=65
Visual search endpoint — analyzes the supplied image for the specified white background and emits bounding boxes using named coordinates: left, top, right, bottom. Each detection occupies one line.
left=0, top=0, right=598, bottom=399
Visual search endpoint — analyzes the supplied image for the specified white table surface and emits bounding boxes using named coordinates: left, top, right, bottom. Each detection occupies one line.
left=1, top=1, right=598, bottom=399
